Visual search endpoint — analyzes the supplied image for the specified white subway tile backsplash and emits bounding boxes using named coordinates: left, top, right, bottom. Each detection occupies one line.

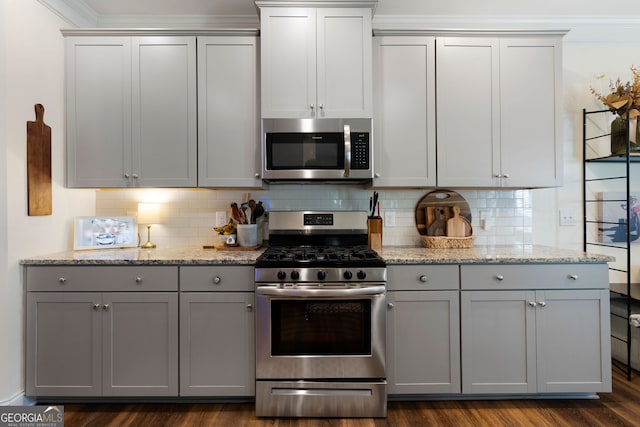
left=95, top=188, right=533, bottom=248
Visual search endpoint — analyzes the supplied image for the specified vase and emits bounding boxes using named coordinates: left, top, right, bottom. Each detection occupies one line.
left=611, top=116, right=640, bottom=155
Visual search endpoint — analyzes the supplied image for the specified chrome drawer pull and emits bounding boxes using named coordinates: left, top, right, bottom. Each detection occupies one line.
left=102, top=304, right=110, bottom=311
left=93, top=304, right=100, bottom=311
left=135, top=277, right=142, bottom=283
left=247, top=304, right=253, bottom=311
left=419, top=275, right=428, bottom=283
left=387, top=303, right=394, bottom=309
left=58, top=277, right=67, bottom=284
left=495, top=274, right=504, bottom=281
left=537, top=301, right=547, bottom=307
left=213, top=276, right=222, bottom=285
left=568, top=274, right=579, bottom=280
left=528, top=301, right=537, bottom=307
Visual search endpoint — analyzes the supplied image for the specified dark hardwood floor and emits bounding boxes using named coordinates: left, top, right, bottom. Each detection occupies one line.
left=62, top=365, right=640, bottom=427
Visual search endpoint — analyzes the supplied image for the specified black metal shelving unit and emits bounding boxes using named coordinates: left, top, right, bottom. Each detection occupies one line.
left=583, top=108, right=639, bottom=380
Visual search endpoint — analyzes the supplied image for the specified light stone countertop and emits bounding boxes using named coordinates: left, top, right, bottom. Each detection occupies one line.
left=20, top=244, right=613, bottom=266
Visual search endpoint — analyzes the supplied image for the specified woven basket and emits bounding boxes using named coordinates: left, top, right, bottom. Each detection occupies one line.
left=421, top=235, right=475, bottom=249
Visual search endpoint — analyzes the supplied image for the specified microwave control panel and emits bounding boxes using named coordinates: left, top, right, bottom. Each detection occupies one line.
left=351, top=133, right=370, bottom=169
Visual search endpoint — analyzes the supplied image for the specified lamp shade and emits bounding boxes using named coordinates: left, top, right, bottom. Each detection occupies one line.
left=137, top=203, right=160, bottom=225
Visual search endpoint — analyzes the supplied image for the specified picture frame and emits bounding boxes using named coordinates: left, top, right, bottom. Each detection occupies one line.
left=73, top=216, right=138, bottom=250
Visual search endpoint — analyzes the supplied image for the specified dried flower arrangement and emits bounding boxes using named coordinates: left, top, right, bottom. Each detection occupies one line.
left=590, top=65, right=640, bottom=119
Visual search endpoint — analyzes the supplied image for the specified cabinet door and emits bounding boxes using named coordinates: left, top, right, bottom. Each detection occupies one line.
left=436, top=38, right=500, bottom=187
left=102, top=292, right=179, bottom=396
left=66, top=37, right=132, bottom=188
left=387, top=291, right=460, bottom=394
left=461, top=290, right=537, bottom=394
left=373, top=36, right=436, bottom=187
left=197, top=36, right=262, bottom=187
left=26, top=292, right=102, bottom=396
left=180, top=292, right=255, bottom=396
left=316, top=8, right=372, bottom=118
left=536, top=289, right=611, bottom=393
left=500, top=38, right=562, bottom=187
left=260, top=8, right=316, bottom=118
left=132, top=36, right=197, bottom=187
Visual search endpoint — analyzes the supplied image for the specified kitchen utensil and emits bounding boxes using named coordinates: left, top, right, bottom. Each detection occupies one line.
left=369, top=196, right=373, bottom=218
left=27, top=104, right=52, bottom=216
left=373, top=191, right=379, bottom=217
left=231, top=203, right=244, bottom=224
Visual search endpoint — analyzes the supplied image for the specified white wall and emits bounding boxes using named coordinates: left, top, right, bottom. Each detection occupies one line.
left=0, top=0, right=95, bottom=403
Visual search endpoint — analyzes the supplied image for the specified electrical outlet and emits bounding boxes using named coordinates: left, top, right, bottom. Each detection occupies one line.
left=215, top=211, right=227, bottom=227
left=559, top=209, right=577, bottom=226
left=384, top=210, right=396, bottom=227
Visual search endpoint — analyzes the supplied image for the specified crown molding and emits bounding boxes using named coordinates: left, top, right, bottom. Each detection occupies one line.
left=60, top=28, right=260, bottom=37
left=372, top=15, right=640, bottom=43
left=96, top=14, right=259, bottom=29
left=38, top=0, right=98, bottom=27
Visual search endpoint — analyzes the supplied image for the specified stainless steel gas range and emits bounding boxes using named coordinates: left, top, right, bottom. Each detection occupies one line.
left=254, top=211, right=387, bottom=418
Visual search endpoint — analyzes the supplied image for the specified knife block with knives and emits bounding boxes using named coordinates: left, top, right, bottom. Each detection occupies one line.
left=368, top=191, right=382, bottom=252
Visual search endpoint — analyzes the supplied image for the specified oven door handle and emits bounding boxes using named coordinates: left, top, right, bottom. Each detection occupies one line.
left=256, top=285, right=385, bottom=298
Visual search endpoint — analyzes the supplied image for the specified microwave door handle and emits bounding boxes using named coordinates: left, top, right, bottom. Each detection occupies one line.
left=343, top=124, right=351, bottom=177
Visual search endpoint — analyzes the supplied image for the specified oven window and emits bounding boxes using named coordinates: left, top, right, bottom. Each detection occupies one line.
left=271, top=299, right=371, bottom=356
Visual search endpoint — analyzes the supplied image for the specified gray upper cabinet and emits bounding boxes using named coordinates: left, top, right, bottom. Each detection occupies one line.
left=66, top=35, right=197, bottom=188
left=197, top=36, right=262, bottom=187
left=259, top=6, right=373, bottom=119
left=436, top=36, right=563, bottom=188
left=372, top=36, right=436, bottom=187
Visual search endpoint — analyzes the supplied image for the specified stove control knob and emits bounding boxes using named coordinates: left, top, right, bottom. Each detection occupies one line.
left=317, top=271, right=327, bottom=281
left=357, top=270, right=367, bottom=280
left=343, top=271, right=353, bottom=280
left=277, top=271, right=287, bottom=281
left=291, top=271, right=300, bottom=281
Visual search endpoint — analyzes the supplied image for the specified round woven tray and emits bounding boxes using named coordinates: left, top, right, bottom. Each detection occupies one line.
left=421, top=235, right=475, bottom=249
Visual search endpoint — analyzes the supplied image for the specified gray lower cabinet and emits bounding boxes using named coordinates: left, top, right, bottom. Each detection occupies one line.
left=26, top=266, right=179, bottom=397
left=386, top=265, right=460, bottom=394
left=460, top=264, right=612, bottom=394
left=179, top=266, right=255, bottom=396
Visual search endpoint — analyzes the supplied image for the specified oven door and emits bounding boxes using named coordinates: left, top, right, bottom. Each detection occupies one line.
left=255, top=285, right=386, bottom=380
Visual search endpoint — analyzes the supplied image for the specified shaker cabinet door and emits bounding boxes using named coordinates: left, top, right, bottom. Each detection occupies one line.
left=26, top=292, right=102, bottom=396
left=197, top=36, right=261, bottom=187
left=66, top=37, right=132, bottom=188
left=373, top=36, right=436, bottom=187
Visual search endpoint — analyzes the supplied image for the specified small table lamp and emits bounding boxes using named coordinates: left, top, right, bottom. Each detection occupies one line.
left=138, top=203, right=160, bottom=248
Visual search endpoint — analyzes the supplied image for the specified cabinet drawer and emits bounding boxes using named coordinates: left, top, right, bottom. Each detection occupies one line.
left=180, top=266, right=254, bottom=292
left=26, top=266, right=178, bottom=292
left=387, top=265, right=459, bottom=291
left=460, top=264, right=609, bottom=290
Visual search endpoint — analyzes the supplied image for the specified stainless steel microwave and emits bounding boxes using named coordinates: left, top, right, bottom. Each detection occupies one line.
left=261, top=118, right=373, bottom=182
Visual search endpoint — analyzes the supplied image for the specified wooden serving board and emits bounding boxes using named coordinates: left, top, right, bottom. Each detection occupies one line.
left=26, top=104, right=52, bottom=216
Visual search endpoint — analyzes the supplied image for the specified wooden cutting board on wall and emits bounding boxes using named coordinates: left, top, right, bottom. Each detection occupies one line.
left=27, top=104, right=52, bottom=216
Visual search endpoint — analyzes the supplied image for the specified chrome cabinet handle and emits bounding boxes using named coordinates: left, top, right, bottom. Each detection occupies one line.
left=319, top=104, right=324, bottom=110
left=213, top=276, right=221, bottom=285
left=247, top=304, right=253, bottom=311
left=537, top=301, right=547, bottom=307
left=374, top=173, right=381, bottom=178
left=124, top=173, right=130, bottom=179
left=568, top=274, right=579, bottom=280
left=502, top=173, right=510, bottom=178
left=58, top=277, right=67, bottom=284
left=387, top=303, right=394, bottom=309
left=102, top=304, right=110, bottom=311
left=528, top=301, right=537, bottom=307
left=254, top=173, right=260, bottom=178
left=93, top=304, right=100, bottom=311
left=132, top=174, right=139, bottom=179
left=135, top=277, right=142, bottom=283
left=494, top=173, right=502, bottom=178
left=419, top=275, right=428, bottom=283
left=343, top=124, right=351, bottom=178
left=495, top=274, right=504, bottom=281
left=310, top=104, right=315, bottom=110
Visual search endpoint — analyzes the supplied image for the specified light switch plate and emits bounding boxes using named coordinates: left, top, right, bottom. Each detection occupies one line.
left=384, top=211, right=396, bottom=227
left=215, top=211, right=228, bottom=227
